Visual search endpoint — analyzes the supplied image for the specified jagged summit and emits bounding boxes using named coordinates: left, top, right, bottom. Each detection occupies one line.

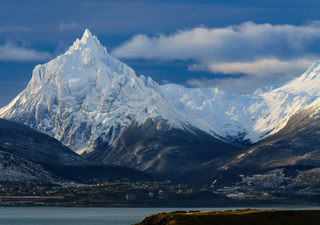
left=275, top=60, right=320, bottom=96
left=25, top=29, right=135, bottom=93
left=163, top=60, right=320, bottom=143
left=0, top=29, right=229, bottom=164
left=82, top=29, right=93, bottom=39
left=303, top=60, right=320, bottom=76
left=67, top=29, right=107, bottom=54
left=0, top=29, right=240, bottom=176
left=9, top=29, right=320, bottom=176
left=2, top=29, right=320, bottom=149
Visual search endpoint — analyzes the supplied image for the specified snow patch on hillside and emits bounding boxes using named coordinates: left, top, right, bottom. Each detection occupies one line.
left=0, top=150, right=62, bottom=183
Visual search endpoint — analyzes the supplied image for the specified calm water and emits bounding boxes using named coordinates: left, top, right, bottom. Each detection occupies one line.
left=0, top=206, right=320, bottom=225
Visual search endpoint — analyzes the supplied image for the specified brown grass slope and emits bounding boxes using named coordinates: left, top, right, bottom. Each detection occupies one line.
left=135, top=209, right=320, bottom=225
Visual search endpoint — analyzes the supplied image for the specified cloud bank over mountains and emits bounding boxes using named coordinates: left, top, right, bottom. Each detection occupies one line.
left=112, top=22, right=320, bottom=93
left=2, top=21, right=320, bottom=94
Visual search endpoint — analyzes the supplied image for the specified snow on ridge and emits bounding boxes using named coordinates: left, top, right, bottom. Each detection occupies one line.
left=1, top=29, right=320, bottom=148
left=0, top=29, right=227, bottom=155
left=162, top=60, right=320, bottom=143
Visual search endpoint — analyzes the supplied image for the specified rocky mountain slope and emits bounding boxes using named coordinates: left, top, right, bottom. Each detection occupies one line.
left=3, top=29, right=320, bottom=181
left=0, top=118, right=152, bottom=183
left=86, top=118, right=239, bottom=177
left=0, top=118, right=82, bottom=183
left=0, top=149, right=61, bottom=184
left=175, top=101, right=320, bottom=188
left=0, top=118, right=86, bottom=166
left=212, top=102, right=320, bottom=173
left=0, top=30, right=240, bottom=176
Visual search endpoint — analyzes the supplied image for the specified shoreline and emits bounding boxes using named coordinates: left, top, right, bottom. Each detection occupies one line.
left=134, top=209, right=320, bottom=225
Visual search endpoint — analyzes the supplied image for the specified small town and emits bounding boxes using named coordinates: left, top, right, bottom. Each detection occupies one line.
left=0, top=179, right=314, bottom=207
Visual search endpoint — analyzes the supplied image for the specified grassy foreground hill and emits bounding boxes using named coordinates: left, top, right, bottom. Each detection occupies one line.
left=134, top=209, right=320, bottom=225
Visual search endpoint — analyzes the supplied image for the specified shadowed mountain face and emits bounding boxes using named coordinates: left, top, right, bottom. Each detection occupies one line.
left=0, top=118, right=87, bottom=166
left=175, top=103, right=320, bottom=188
left=0, top=30, right=241, bottom=178
left=5, top=29, right=320, bottom=185
left=0, top=118, right=152, bottom=183
left=213, top=104, right=320, bottom=172
left=0, top=149, right=62, bottom=184
left=84, top=118, right=242, bottom=178
left=0, top=118, right=86, bottom=183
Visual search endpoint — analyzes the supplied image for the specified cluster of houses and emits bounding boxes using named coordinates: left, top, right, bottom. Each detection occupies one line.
left=0, top=180, right=216, bottom=206
left=216, top=187, right=271, bottom=200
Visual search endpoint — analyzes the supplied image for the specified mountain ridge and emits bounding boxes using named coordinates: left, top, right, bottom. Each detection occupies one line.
left=0, top=29, right=240, bottom=177
left=163, top=60, right=320, bottom=144
left=0, top=29, right=229, bottom=153
left=0, top=118, right=153, bottom=183
left=2, top=29, right=320, bottom=185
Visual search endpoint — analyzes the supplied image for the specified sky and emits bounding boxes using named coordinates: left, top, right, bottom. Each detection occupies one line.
left=2, top=0, right=320, bottom=107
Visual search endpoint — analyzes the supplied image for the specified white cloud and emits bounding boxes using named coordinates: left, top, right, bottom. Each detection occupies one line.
left=112, top=21, right=320, bottom=93
left=112, top=22, right=320, bottom=66
left=189, top=58, right=314, bottom=77
left=186, top=58, right=317, bottom=94
left=0, top=41, right=52, bottom=62
left=59, top=22, right=78, bottom=31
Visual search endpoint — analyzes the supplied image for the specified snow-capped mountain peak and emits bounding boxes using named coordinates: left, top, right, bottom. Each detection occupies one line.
left=274, top=60, right=320, bottom=96
left=81, top=29, right=95, bottom=42
left=0, top=29, right=228, bottom=156
left=163, top=61, right=320, bottom=144
left=67, top=29, right=107, bottom=54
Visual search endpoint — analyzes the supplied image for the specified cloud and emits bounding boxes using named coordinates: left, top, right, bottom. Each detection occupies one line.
left=59, top=22, right=78, bottom=31
left=186, top=58, right=317, bottom=94
left=112, top=21, right=320, bottom=93
left=0, top=41, right=52, bottom=62
left=188, top=58, right=313, bottom=77
left=186, top=75, right=292, bottom=95
left=0, top=26, right=32, bottom=33
left=112, top=22, right=320, bottom=65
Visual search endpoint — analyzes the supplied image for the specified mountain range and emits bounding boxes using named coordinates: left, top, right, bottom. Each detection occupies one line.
left=163, top=61, right=320, bottom=144
left=2, top=29, right=320, bottom=186
left=0, top=30, right=241, bottom=178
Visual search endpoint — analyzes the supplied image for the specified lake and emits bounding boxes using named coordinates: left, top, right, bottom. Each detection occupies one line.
left=0, top=206, right=320, bottom=225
